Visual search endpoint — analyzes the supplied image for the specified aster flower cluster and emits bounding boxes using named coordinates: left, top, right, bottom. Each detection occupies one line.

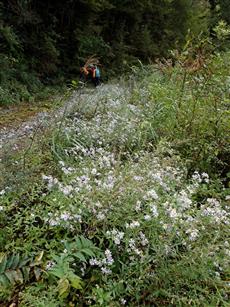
left=24, top=83, right=230, bottom=304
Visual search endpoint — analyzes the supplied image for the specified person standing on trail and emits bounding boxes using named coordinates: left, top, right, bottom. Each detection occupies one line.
left=80, top=55, right=101, bottom=87
left=94, top=65, right=101, bottom=86
left=90, top=65, right=101, bottom=87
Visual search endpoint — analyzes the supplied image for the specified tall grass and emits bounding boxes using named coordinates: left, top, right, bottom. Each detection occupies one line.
left=0, top=52, right=229, bottom=306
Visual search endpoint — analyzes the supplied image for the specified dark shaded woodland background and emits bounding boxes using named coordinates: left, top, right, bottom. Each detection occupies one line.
left=0, top=0, right=229, bottom=104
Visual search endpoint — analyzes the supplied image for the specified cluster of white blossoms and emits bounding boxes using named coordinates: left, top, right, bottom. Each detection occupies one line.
left=0, top=189, right=6, bottom=196
left=144, top=189, right=159, bottom=200
left=127, top=238, right=143, bottom=256
left=106, top=229, right=125, bottom=245
left=44, top=210, right=82, bottom=227
left=126, top=221, right=140, bottom=229
left=38, top=83, right=230, bottom=277
left=192, top=171, right=210, bottom=184
left=200, top=198, right=229, bottom=225
left=89, top=249, right=114, bottom=275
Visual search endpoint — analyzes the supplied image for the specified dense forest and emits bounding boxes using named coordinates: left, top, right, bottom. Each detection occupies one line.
left=0, top=0, right=230, bottom=104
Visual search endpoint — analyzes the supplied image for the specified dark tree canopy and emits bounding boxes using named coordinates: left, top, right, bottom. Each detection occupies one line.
left=0, top=0, right=229, bottom=101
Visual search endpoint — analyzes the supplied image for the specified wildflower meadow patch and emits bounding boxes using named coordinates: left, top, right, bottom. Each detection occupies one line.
left=1, top=57, right=230, bottom=306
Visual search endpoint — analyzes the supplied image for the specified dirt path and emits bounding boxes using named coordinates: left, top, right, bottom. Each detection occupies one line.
left=0, top=87, right=95, bottom=157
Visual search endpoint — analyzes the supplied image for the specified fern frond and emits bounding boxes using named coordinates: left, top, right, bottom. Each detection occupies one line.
left=0, top=252, right=44, bottom=287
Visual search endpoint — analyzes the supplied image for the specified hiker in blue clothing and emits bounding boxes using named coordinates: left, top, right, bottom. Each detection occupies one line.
left=80, top=55, right=101, bottom=87
left=94, top=65, right=101, bottom=87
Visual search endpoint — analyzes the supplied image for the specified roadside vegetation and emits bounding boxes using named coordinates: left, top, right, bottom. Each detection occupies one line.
left=0, top=44, right=230, bottom=305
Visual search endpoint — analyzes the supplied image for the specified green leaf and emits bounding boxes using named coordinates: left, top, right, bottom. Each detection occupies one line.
left=19, top=257, right=31, bottom=268
left=82, top=249, right=95, bottom=257
left=11, top=254, right=20, bottom=269
left=15, top=269, right=24, bottom=283
left=34, top=267, right=42, bottom=281
left=0, top=274, right=9, bottom=286
left=34, top=251, right=44, bottom=265
left=75, top=252, right=87, bottom=262
left=22, top=266, right=30, bottom=282
left=68, top=273, right=83, bottom=290
left=5, top=270, right=17, bottom=285
left=6, top=254, right=15, bottom=270
left=57, top=278, right=70, bottom=297
left=0, top=255, right=7, bottom=274
left=49, top=266, right=64, bottom=279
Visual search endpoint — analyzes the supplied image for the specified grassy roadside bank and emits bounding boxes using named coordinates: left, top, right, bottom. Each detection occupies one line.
left=0, top=52, right=230, bottom=306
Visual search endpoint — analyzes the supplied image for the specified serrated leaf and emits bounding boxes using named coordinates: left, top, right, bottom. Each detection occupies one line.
left=82, top=249, right=95, bottom=257
left=68, top=273, right=83, bottom=290
left=80, top=236, right=91, bottom=247
left=57, top=278, right=70, bottom=297
left=75, top=237, right=82, bottom=249
left=49, top=266, right=65, bottom=279
left=75, top=252, right=86, bottom=262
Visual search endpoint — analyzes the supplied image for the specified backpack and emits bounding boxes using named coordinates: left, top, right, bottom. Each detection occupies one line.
left=95, top=67, right=100, bottom=78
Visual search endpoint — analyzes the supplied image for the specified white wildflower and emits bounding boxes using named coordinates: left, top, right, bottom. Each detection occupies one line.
left=60, top=212, right=71, bottom=221
left=168, top=208, right=178, bottom=219
left=126, top=221, right=140, bottom=229
left=49, top=219, right=59, bottom=226
left=0, top=189, right=6, bottom=196
left=177, top=190, right=192, bottom=210
left=129, top=239, right=135, bottom=247
left=120, top=298, right=127, bottom=305
left=192, top=171, right=202, bottom=183
left=46, top=261, right=55, bottom=271
left=150, top=204, right=158, bottom=217
left=105, top=249, right=114, bottom=265
left=201, top=172, right=209, bottom=183
left=96, top=212, right=106, bottom=220
left=89, top=258, right=99, bottom=266
left=135, top=201, right=142, bottom=211
left=146, top=189, right=159, bottom=200
left=186, top=229, right=199, bottom=241
left=101, top=267, right=112, bottom=275
left=144, top=215, right=151, bottom=221
left=133, top=176, right=143, bottom=181
left=139, top=231, right=149, bottom=246
left=106, top=229, right=124, bottom=245
left=91, top=168, right=97, bottom=175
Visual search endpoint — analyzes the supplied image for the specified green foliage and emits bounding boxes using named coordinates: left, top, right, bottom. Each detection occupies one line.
left=78, top=36, right=110, bottom=59
left=63, top=236, right=101, bottom=262
left=1, top=8, right=230, bottom=305
left=0, top=0, right=219, bottom=105
left=0, top=25, right=22, bottom=55
left=2, top=53, right=228, bottom=304
left=48, top=254, right=83, bottom=298
left=0, top=251, right=44, bottom=301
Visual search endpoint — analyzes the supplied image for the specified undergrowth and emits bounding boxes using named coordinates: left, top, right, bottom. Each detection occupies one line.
left=0, top=51, right=230, bottom=306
